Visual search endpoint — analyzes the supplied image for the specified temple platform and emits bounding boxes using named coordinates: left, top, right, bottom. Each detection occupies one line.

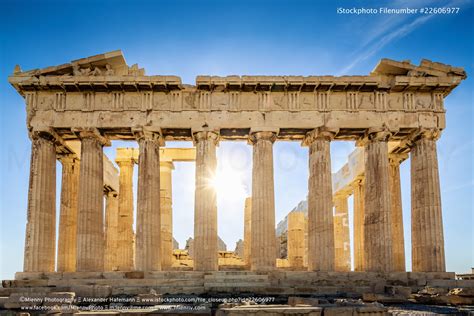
left=1, top=271, right=469, bottom=297
left=2, top=271, right=474, bottom=314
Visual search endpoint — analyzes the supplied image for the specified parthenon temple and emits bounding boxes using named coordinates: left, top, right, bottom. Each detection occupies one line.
left=5, top=50, right=468, bottom=297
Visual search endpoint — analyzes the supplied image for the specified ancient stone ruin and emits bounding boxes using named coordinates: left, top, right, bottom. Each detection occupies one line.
left=3, top=50, right=472, bottom=314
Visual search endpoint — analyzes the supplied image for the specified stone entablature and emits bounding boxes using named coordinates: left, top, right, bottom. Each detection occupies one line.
left=9, top=51, right=465, bottom=141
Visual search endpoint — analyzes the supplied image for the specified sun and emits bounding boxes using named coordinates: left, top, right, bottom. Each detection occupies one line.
left=211, top=166, right=247, bottom=200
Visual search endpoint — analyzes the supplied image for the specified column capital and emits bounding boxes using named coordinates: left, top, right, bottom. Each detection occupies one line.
left=192, top=130, right=219, bottom=145
left=350, top=176, right=365, bottom=190
left=160, top=161, right=175, bottom=172
left=302, top=127, right=338, bottom=146
left=115, top=148, right=137, bottom=166
left=72, top=128, right=111, bottom=146
left=132, top=126, right=164, bottom=145
left=388, top=153, right=409, bottom=166
left=356, top=126, right=397, bottom=146
left=249, top=131, right=277, bottom=144
left=408, top=128, right=442, bottom=144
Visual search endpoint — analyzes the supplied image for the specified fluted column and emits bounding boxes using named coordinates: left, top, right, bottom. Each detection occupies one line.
left=363, top=128, right=393, bottom=272
left=250, top=131, right=277, bottom=271
left=24, top=132, right=57, bottom=272
left=334, top=195, right=351, bottom=272
left=410, top=129, right=445, bottom=272
left=352, top=178, right=366, bottom=271
left=193, top=131, right=219, bottom=271
left=76, top=130, right=108, bottom=272
left=116, top=154, right=135, bottom=271
left=105, top=190, right=119, bottom=271
left=287, top=212, right=305, bottom=268
left=160, top=161, right=174, bottom=270
left=304, top=128, right=336, bottom=272
left=243, top=197, right=252, bottom=266
left=389, top=154, right=407, bottom=272
left=57, top=155, right=80, bottom=272
left=136, top=132, right=162, bottom=271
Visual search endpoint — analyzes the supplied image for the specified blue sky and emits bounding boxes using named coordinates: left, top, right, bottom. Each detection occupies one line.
left=0, top=0, right=472, bottom=279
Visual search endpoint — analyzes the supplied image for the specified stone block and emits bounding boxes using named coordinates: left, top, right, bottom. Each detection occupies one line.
left=1, top=280, right=14, bottom=288
left=125, top=271, right=145, bottom=279
left=43, top=272, right=64, bottom=280
left=288, top=296, right=320, bottom=306
left=323, top=306, right=355, bottom=316
left=418, top=286, right=448, bottom=295
left=43, top=292, right=75, bottom=306
left=62, top=272, right=103, bottom=279
left=362, top=293, right=408, bottom=303
left=385, top=285, right=412, bottom=297
left=426, top=279, right=457, bottom=288
left=456, top=279, right=474, bottom=287
left=425, top=272, right=456, bottom=280
left=13, top=279, right=49, bottom=287
left=449, top=287, right=474, bottom=297
left=354, top=305, right=389, bottom=315
left=407, top=272, right=427, bottom=286
left=0, top=296, right=8, bottom=309
left=70, top=285, right=111, bottom=298
left=4, top=292, right=46, bottom=309
left=102, top=271, right=126, bottom=279
left=14, top=272, right=45, bottom=280
left=442, top=295, right=474, bottom=305
left=135, top=293, right=163, bottom=306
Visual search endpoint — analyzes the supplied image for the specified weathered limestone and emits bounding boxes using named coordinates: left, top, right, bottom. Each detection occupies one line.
left=389, top=154, right=407, bottom=272
left=304, top=128, right=336, bottom=272
left=160, top=161, right=174, bottom=270
left=243, top=197, right=252, bottom=266
left=287, top=212, right=305, bottom=268
left=104, top=189, right=119, bottom=271
left=76, top=129, right=108, bottom=272
left=333, top=195, right=351, bottom=272
left=410, top=129, right=445, bottom=272
left=8, top=52, right=466, bottom=282
left=136, top=131, right=162, bottom=271
left=193, top=131, right=219, bottom=271
left=362, top=128, right=393, bottom=273
left=57, top=155, right=80, bottom=272
left=24, top=132, right=57, bottom=272
left=115, top=148, right=136, bottom=271
left=352, top=178, right=366, bottom=272
left=250, top=131, right=277, bottom=271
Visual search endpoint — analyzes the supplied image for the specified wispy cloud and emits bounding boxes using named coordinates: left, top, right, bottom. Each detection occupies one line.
left=337, top=0, right=470, bottom=74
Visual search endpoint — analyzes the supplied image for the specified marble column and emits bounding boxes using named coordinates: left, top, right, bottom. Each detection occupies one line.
left=116, top=155, right=135, bottom=271
left=160, top=161, right=174, bottom=270
left=243, top=197, right=252, bottom=266
left=363, top=128, right=393, bottom=272
left=57, top=155, right=80, bottom=272
left=410, top=129, right=445, bottom=272
left=287, top=212, right=305, bottom=268
left=334, top=195, right=351, bottom=272
left=193, top=131, right=219, bottom=271
left=352, top=178, right=366, bottom=271
left=250, top=131, right=277, bottom=271
left=105, top=190, right=119, bottom=271
left=76, top=130, right=107, bottom=272
left=304, top=128, right=336, bottom=272
left=136, top=132, right=162, bottom=271
left=23, top=132, right=57, bottom=272
left=389, top=154, right=407, bottom=272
